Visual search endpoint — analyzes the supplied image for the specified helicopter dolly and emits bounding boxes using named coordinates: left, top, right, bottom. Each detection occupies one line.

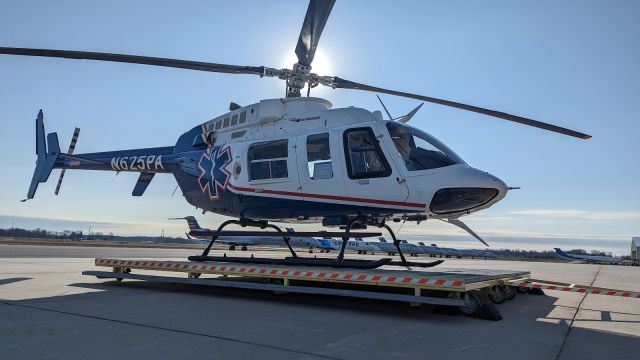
left=2, top=0, right=590, bottom=269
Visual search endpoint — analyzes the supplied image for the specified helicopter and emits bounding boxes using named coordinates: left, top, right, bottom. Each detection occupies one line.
left=0, top=0, right=590, bottom=268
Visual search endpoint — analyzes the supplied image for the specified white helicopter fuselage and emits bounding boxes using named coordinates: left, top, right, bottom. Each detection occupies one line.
left=173, top=97, right=508, bottom=223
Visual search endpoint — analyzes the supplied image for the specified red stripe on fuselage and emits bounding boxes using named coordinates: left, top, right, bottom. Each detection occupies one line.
left=227, top=183, right=425, bottom=209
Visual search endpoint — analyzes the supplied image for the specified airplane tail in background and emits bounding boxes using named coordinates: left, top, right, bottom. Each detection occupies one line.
left=168, top=216, right=203, bottom=232
left=184, top=216, right=202, bottom=231
left=554, top=248, right=579, bottom=260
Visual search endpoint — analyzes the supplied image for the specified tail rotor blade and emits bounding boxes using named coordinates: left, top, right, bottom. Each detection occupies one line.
left=54, top=169, right=66, bottom=195
left=68, top=127, right=80, bottom=154
left=55, top=127, right=80, bottom=196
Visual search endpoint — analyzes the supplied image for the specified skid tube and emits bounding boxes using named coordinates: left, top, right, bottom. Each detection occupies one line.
left=188, top=218, right=406, bottom=269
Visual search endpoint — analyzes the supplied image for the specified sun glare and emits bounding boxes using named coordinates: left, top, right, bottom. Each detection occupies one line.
left=282, top=48, right=332, bottom=75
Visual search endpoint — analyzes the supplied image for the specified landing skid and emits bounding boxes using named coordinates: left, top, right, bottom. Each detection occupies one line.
left=388, top=259, right=444, bottom=268
left=187, top=255, right=392, bottom=269
left=192, top=217, right=445, bottom=270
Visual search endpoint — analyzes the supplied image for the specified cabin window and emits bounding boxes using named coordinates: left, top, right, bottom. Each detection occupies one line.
left=306, top=133, right=332, bottom=180
left=239, top=111, right=247, bottom=124
left=223, top=117, right=230, bottom=128
left=386, top=122, right=463, bottom=171
left=248, top=139, right=289, bottom=181
left=231, top=114, right=238, bottom=126
left=343, top=127, right=391, bottom=179
left=215, top=120, right=222, bottom=130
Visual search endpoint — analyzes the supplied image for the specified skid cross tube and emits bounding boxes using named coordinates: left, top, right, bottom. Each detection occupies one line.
left=337, top=218, right=363, bottom=260
left=200, top=219, right=298, bottom=258
left=381, top=223, right=407, bottom=264
left=336, top=219, right=407, bottom=264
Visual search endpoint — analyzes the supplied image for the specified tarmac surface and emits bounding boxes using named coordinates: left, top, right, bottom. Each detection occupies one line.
left=1, top=243, right=639, bottom=360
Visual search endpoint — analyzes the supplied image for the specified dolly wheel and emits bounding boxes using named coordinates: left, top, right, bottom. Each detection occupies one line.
left=229, top=245, right=236, bottom=251
left=516, top=286, right=530, bottom=294
left=241, top=245, right=248, bottom=251
left=504, top=286, right=517, bottom=300
left=116, top=278, right=123, bottom=282
left=460, top=292, right=480, bottom=314
left=488, top=286, right=506, bottom=304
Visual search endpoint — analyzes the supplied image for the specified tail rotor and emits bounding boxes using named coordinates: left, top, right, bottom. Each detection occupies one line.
left=54, top=127, right=80, bottom=195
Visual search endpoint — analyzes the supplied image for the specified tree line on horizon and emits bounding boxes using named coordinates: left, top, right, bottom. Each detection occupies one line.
left=0, top=227, right=197, bottom=245
left=0, top=227, right=619, bottom=259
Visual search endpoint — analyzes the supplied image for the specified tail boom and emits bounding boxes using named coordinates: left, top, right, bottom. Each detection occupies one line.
left=25, top=110, right=175, bottom=200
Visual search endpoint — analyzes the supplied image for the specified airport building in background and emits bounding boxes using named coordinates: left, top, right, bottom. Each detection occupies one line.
left=632, top=237, right=640, bottom=261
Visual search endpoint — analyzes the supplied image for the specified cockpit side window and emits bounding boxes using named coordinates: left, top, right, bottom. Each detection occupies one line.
left=343, top=127, right=391, bottom=179
left=386, top=122, right=463, bottom=171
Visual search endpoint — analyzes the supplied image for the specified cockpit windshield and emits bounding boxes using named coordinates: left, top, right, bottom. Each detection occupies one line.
left=386, top=122, right=464, bottom=171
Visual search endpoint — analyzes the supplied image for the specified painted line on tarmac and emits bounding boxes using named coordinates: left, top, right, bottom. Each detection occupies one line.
left=0, top=300, right=344, bottom=360
left=554, top=265, right=602, bottom=360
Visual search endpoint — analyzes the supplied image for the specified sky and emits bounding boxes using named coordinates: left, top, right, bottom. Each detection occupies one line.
left=0, top=0, right=638, bottom=254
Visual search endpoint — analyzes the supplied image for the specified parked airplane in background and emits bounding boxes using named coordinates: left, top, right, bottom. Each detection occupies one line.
left=365, top=238, right=421, bottom=257
left=178, top=216, right=320, bottom=252
left=317, top=238, right=381, bottom=255
left=553, top=248, right=621, bottom=265
left=415, top=243, right=495, bottom=259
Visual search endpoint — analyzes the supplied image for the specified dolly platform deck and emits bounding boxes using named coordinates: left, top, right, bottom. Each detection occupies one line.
left=84, top=258, right=535, bottom=320
left=91, top=258, right=529, bottom=291
left=85, top=258, right=640, bottom=321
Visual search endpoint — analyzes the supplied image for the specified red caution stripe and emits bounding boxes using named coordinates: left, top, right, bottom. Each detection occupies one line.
left=95, top=258, right=465, bottom=289
left=508, top=281, right=640, bottom=299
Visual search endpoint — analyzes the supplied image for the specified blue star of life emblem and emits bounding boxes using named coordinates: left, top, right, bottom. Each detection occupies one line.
left=197, top=146, right=232, bottom=201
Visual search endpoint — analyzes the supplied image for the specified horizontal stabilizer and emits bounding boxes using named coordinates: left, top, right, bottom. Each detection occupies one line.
left=132, top=172, right=155, bottom=196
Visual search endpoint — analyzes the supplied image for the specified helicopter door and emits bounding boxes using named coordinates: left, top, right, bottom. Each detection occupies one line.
left=296, top=131, right=348, bottom=208
left=341, top=126, right=409, bottom=211
left=245, top=138, right=302, bottom=217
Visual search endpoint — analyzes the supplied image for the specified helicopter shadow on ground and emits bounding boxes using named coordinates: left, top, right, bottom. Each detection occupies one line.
left=3, top=278, right=638, bottom=360
left=0, top=277, right=33, bottom=286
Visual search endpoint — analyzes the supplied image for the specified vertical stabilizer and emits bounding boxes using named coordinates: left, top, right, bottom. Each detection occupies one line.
left=25, top=110, right=60, bottom=200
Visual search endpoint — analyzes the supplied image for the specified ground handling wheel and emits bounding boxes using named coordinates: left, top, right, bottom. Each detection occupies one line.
left=459, top=291, right=503, bottom=321
left=504, top=286, right=517, bottom=300
left=241, top=245, right=248, bottom=251
left=459, top=292, right=480, bottom=315
left=488, top=286, right=507, bottom=304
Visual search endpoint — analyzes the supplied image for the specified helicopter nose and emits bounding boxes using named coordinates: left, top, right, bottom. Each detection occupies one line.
left=429, top=167, right=508, bottom=215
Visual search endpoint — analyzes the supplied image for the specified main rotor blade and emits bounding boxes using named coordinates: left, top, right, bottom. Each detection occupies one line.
left=295, top=0, right=335, bottom=67
left=332, top=77, right=591, bottom=139
left=0, top=47, right=265, bottom=76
